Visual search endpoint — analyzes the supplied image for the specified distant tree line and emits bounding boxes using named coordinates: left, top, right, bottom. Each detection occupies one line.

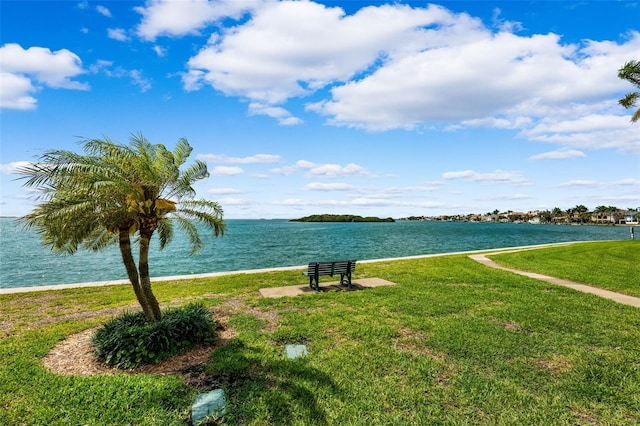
left=291, top=214, right=395, bottom=223
left=402, top=205, right=639, bottom=225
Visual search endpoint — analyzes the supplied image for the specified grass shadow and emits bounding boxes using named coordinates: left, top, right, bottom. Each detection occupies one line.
left=198, top=340, right=341, bottom=425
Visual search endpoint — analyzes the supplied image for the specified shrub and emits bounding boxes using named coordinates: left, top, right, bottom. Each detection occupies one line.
left=92, top=302, right=218, bottom=369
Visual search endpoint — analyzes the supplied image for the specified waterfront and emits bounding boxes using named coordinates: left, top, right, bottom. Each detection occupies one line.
left=0, top=218, right=629, bottom=289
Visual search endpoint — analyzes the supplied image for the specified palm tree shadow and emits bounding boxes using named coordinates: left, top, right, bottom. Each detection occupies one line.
left=190, top=340, right=342, bottom=424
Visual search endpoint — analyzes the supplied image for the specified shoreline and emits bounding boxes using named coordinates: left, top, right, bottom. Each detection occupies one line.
left=0, top=241, right=583, bottom=295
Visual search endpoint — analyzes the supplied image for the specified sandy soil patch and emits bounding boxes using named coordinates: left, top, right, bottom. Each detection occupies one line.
left=42, top=297, right=280, bottom=386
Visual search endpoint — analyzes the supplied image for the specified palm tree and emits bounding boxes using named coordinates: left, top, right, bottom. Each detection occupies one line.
left=551, top=207, right=564, bottom=223
left=594, top=205, right=608, bottom=224
left=538, top=210, right=552, bottom=224
left=573, top=204, right=589, bottom=224
left=607, top=205, right=621, bottom=224
left=618, top=60, right=640, bottom=123
left=18, top=133, right=225, bottom=322
left=566, top=207, right=576, bottom=224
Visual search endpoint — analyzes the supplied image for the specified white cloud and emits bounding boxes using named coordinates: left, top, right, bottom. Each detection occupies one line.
left=268, top=159, right=371, bottom=178
left=526, top=127, right=640, bottom=154
left=529, top=150, right=586, bottom=160
left=612, top=178, right=640, bottom=187
left=0, top=44, right=88, bottom=110
left=306, top=162, right=369, bottom=178
left=208, top=187, right=243, bottom=195
left=0, top=72, right=37, bottom=110
left=489, top=193, right=533, bottom=201
left=443, top=169, right=527, bottom=184
left=278, top=198, right=309, bottom=206
left=128, top=69, right=151, bottom=92
left=218, top=197, right=253, bottom=206
left=296, top=160, right=315, bottom=169
left=272, top=197, right=444, bottom=211
left=198, top=153, right=281, bottom=164
left=383, top=185, right=440, bottom=196
left=211, top=166, right=244, bottom=176
left=269, top=165, right=298, bottom=176
left=491, top=7, right=523, bottom=33
left=521, top=112, right=640, bottom=154
left=0, top=161, right=31, bottom=174
left=158, top=1, right=639, bottom=153
left=556, top=180, right=601, bottom=188
left=107, top=28, right=130, bottom=42
left=526, top=114, right=630, bottom=136
left=89, top=59, right=113, bottom=74
left=185, top=2, right=451, bottom=105
left=153, top=45, right=167, bottom=57
left=352, top=198, right=444, bottom=209
left=96, top=5, right=112, bottom=17
left=279, top=198, right=349, bottom=207
left=88, top=60, right=151, bottom=92
left=0, top=44, right=88, bottom=89
left=135, top=0, right=261, bottom=41
left=181, top=69, right=206, bottom=91
left=316, top=30, right=633, bottom=131
left=305, top=182, right=356, bottom=191
left=278, top=116, right=304, bottom=126
left=248, top=102, right=302, bottom=126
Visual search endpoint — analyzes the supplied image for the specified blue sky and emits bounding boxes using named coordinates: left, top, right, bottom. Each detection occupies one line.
left=1, top=0, right=639, bottom=219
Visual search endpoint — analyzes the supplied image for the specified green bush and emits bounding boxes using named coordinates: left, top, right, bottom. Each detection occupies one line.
left=92, top=302, right=218, bottom=369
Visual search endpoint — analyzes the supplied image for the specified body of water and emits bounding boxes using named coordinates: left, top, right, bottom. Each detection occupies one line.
left=0, top=217, right=630, bottom=289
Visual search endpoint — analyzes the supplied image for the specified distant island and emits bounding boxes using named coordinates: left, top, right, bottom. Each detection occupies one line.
left=291, top=214, right=395, bottom=223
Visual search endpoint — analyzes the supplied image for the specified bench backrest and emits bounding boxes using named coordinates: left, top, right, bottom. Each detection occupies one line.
left=307, top=260, right=356, bottom=275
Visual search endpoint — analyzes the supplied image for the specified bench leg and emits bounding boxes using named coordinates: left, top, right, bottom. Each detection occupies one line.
left=340, top=272, right=352, bottom=289
left=309, top=275, right=320, bottom=291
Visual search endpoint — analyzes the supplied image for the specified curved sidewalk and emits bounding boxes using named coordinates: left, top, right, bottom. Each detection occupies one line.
left=469, top=252, right=640, bottom=308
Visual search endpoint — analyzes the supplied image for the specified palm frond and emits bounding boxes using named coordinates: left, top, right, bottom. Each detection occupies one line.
left=166, top=160, right=209, bottom=200
left=619, top=92, right=639, bottom=109
left=176, top=199, right=226, bottom=237
left=16, top=150, right=89, bottom=189
left=618, top=60, right=640, bottom=88
left=156, top=218, right=175, bottom=250
left=173, top=214, right=203, bottom=254
left=128, top=132, right=159, bottom=184
left=618, top=60, right=640, bottom=123
left=82, top=228, right=118, bottom=251
left=83, top=136, right=131, bottom=159
left=180, top=199, right=225, bottom=216
left=157, top=144, right=180, bottom=192
left=172, top=138, right=193, bottom=167
left=19, top=164, right=127, bottom=254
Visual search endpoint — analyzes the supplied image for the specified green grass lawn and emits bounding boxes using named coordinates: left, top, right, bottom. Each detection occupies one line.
left=1, top=241, right=639, bottom=425
left=491, top=240, right=640, bottom=297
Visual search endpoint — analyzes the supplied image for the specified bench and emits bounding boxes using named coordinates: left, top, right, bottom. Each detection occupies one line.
left=303, top=260, right=357, bottom=291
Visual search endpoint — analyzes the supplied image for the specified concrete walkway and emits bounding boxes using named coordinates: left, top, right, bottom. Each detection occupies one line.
left=469, top=252, right=640, bottom=308
left=259, top=277, right=396, bottom=298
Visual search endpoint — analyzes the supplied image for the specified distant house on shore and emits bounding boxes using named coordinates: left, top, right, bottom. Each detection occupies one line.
left=590, top=209, right=639, bottom=225
left=527, top=213, right=542, bottom=224
left=621, top=210, right=639, bottom=225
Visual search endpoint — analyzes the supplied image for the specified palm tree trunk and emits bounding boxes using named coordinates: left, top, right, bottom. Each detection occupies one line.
left=139, top=222, right=162, bottom=322
left=118, top=227, right=156, bottom=321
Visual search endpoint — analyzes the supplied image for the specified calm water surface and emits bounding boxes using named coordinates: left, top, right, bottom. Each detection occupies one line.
left=0, top=218, right=628, bottom=289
